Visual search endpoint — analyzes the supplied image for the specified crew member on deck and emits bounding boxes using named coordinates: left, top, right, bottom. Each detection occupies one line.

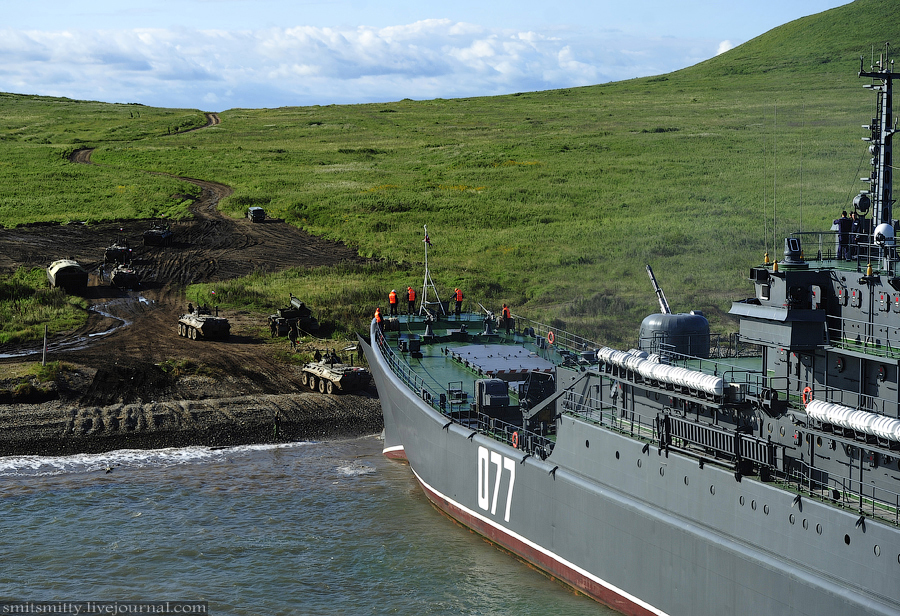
left=835, top=210, right=852, bottom=260
left=375, top=307, right=383, bottom=331
left=454, top=288, right=463, bottom=316
left=407, top=287, right=416, bottom=315
left=502, top=304, right=512, bottom=334
left=388, top=289, right=398, bottom=316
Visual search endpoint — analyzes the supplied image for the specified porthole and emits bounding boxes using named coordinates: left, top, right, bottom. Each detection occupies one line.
left=763, top=504, right=770, bottom=515
left=816, top=524, right=822, bottom=535
left=790, top=514, right=796, bottom=525
left=659, top=467, right=665, bottom=477
left=780, top=426, right=786, bottom=437
left=875, top=545, right=881, bottom=557
left=751, top=500, right=757, bottom=511
left=710, top=485, right=716, bottom=496
left=816, top=436, right=822, bottom=447
left=767, top=422, right=773, bottom=434
left=739, top=496, right=745, bottom=506
left=637, top=459, right=642, bottom=468
left=684, top=476, right=689, bottom=486
left=585, top=440, right=590, bottom=448
left=802, top=519, right=809, bottom=530
left=615, top=451, right=620, bottom=460
left=845, top=534, right=851, bottom=545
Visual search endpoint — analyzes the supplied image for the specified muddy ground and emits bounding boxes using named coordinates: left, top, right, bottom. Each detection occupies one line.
left=0, top=146, right=383, bottom=455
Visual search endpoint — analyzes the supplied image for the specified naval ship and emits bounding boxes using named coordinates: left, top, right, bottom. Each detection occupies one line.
left=360, top=51, right=900, bottom=616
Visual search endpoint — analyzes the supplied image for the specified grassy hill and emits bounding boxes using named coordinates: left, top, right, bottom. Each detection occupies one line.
left=0, top=0, right=896, bottom=346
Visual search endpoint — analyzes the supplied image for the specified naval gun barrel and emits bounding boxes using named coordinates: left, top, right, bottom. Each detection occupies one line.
left=646, top=265, right=671, bottom=314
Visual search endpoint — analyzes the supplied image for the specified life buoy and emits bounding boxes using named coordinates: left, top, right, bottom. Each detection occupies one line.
left=511, top=431, right=519, bottom=448
left=802, top=386, right=812, bottom=407
left=547, top=331, right=555, bottom=345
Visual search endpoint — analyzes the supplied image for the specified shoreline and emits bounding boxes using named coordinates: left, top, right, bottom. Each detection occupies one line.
left=0, top=392, right=384, bottom=457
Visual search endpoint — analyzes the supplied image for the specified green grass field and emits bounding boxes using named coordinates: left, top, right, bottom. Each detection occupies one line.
left=0, top=0, right=892, bottom=346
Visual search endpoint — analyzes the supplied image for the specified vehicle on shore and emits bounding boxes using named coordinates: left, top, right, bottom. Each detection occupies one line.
left=268, top=295, right=319, bottom=336
left=46, top=259, right=88, bottom=294
left=104, top=238, right=131, bottom=264
left=247, top=207, right=266, bottom=222
left=143, top=222, right=173, bottom=247
left=301, top=350, right=370, bottom=394
left=360, top=50, right=900, bottom=616
left=109, top=264, right=139, bottom=290
left=177, top=305, right=230, bottom=340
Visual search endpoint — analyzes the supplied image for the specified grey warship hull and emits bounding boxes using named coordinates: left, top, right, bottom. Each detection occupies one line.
left=361, top=318, right=899, bottom=616
left=360, top=48, right=900, bottom=616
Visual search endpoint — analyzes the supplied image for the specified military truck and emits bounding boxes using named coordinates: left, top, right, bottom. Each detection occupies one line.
left=177, top=304, right=230, bottom=340
left=143, top=222, right=173, bottom=247
left=301, top=351, right=370, bottom=394
left=47, top=260, right=88, bottom=294
left=110, top=265, right=140, bottom=290
left=104, top=238, right=131, bottom=264
left=268, top=295, right=319, bottom=336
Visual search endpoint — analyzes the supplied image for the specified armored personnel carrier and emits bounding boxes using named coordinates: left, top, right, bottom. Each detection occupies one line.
left=109, top=265, right=139, bottom=290
left=177, top=304, right=230, bottom=340
left=268, top=294, right=319, bottom=336
left=301, top=351, right=370, bottom=394
left=47, top=259, right=88, bottom=294
left=104, top=238, right=131, bottom=264
left=143, top=222, right=173, bottom=247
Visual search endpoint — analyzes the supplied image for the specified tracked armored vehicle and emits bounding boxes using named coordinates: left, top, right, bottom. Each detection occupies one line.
left=104, top=238, right=132, bottom=264
left=143, top=222, right=173, bottom=247
left=177, top=305, right=230, bottom=340
left=268, top=295, right=319, bottom=336
left=47, top=260, right=88, bottom=294
left=109, top=265, right=139, bottom=290
left=301, top=352, right=370, bottom=394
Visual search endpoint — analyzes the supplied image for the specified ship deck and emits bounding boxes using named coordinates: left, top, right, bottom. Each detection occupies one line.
left=378, top=312, right=764, bottom=411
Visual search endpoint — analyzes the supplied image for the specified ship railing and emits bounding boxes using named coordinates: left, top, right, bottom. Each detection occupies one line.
left=775, top=458, right=900, bottom=526
left=515, top=316, right=599, bottom=356
left=559, top=389, right=659, bottom=442
left=826, top=313, right=900, bottom=359
left=792, top=230, right=900, bottom=275
left=639, top=333, right=755, bottom=360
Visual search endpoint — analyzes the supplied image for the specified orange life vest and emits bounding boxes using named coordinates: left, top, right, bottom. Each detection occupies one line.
left=389, top=291, right=397, bottom=304
left=455, top=289, right=463, bottom=302
left=408, top=288, right=416, bottom=301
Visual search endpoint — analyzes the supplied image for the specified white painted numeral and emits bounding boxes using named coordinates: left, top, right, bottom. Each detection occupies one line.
left=477, top=446, right=516, bottom=522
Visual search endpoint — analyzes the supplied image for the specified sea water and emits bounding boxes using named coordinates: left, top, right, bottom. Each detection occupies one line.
left=0, top=435, right=611, bottom=615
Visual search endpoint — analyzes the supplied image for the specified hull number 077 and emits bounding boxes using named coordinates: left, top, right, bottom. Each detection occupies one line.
left=477, top=446, right=516, bottom=522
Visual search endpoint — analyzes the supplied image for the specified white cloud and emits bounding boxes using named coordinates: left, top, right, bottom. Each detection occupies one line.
left=0, top=23, right=727, bottom=110
left=716, top=40, right=735, bottom=55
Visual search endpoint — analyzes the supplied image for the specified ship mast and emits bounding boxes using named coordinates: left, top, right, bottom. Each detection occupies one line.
left=858, top=44, right=896, bottom=229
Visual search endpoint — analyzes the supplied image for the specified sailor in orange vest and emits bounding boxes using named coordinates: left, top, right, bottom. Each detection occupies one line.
left=502, top=304, right=512, bottom=334
left=407, top=286, right=416, bottom=315
left=388, top=289, right=398, bottom=316
left=375, top=307, right=383, bottom=331
left=454, top=288, right=463, bottom=316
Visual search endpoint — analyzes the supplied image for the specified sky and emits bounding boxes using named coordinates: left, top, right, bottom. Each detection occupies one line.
left=1, top=1, right=850, bottom=111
